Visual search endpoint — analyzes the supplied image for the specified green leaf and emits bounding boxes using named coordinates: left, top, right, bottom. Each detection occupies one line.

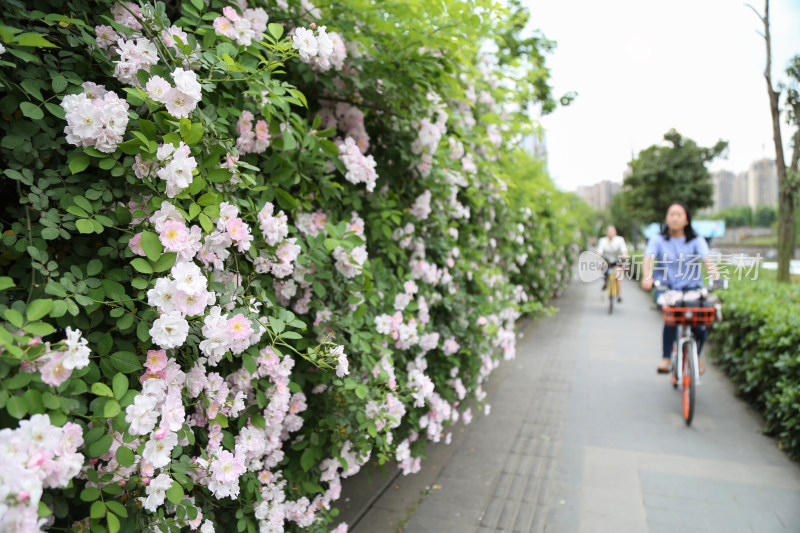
left=198, top=213, right=213, bottom=233
left=90, top=500, right=106, bottom=519
left=88, top=434, right=113, bottom=458
left=274, top=188, right=298, bottom=210
left=80, top=487, right=102, bottom=502
left=115, top=206, right=132, bottom=226
left=166, top=482, right=184, bottom=505
left=52, top=75, right=68, bottom=93
left=45, top=281, right=67, bottom=297
left=68, top=153, right=91, bottom=174
left=242, top=353, right=257, bottom=375
left=24, top=321, right=55, bottom=336
left=6, top=395, right=27, bottom=419
left=251, top=414, right=266, bottom=429
left=45, top=102, right=66, bottom=119
left=269, top=316, right=285, bottom=334
left=116, top=445, right=135, bottom=468
left=107, top=511, right=120, bottom=533
left=75, top=219, right=94, bottom=234
left=4, top=308, right=24, bottom=328
left=118, top=139, right=142, bottom=155
left=105, top=500, right=128, bottom=518
left=268, top=23, right=284, bottom=40
left=313, top=281, right=326, bottom=298
left=41, top=227, right=59, bottom=240
left=20, top=102, right=43, bottom=120
left=324, top=238, right=341, bottom=252
left=109, top=351, right=142, bottom=373
left=112, top=373, right=128, bottom=400
left=131, top=258, right=153, bottom=274
left=37, top=500, right=52, bottom=518
left=197, top=192, right=218, bottom=206
left=103, top=398, right=121, bottom=418
left=140, top=231, right=163, bottom=262
left=5, top=373, right=32, bottom=390
left=154, top=252, right=177, bottom=272
left=355, top=384, right=369, bottom=399
left=66, top=206, right=88, bottom=218
left=117, top=313, right=134, bottom=330
left=207, top=168, right=231, bottom=183
left=0, top=277, right=15, bottom=291
left=73, top=195, right=93, bottom=213
left=282, top=131, right=296, bottom=151
left=92, top=382, right=114, bottom=397
left=27, top=299, right=54, bottom=321
left=184, top=122, right=204, bottom=145
left=22, top=389, right=44, bottom=414
left=300, top=448, right=315, bottom=472
left=50, top=300, right=67, bottom=318
left=16, top=32, right=59, bottom=48
left=187, top=174, right=206, bottom=195
left=87, top=259, right=103, bottom=277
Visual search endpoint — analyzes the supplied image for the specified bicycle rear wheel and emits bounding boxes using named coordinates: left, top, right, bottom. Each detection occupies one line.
left=682, top=341, right=695, bottom=426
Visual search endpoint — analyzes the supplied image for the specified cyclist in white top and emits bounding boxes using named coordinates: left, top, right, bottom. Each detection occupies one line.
left=597, top=225, right=629, bottom=302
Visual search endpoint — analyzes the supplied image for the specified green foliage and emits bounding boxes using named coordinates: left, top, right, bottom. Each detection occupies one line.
left=0, top=0, right=578, bottom=531
left=709, top=206, right=755, bottom=227
left=623, top=129, right=728, bottom=225
left=709, top=279, right=800, bottom=459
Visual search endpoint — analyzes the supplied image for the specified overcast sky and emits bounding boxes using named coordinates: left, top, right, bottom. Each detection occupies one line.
left=525, top=0, right=800, bottom=192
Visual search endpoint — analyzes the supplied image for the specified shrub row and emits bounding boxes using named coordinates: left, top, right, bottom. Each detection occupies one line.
left=710, top=279, right=800, bottom=459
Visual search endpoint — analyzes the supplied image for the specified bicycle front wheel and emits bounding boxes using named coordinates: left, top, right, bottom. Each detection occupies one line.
left=682, top=341, right=695, bottom=426
left=671, top=343, right=678, bottom=389
left=608, top=278, right=615, bottom=315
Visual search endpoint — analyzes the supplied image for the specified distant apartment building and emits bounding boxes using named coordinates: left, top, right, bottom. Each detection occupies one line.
left=710, top=159, right=778, bottom=211
left=747, top=158, right=778, bottom=208
left=576, top=180, right=620, bottom=210
left=711, top=170, right=737, bottom=211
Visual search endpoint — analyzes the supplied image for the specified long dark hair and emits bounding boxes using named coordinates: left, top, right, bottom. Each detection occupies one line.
left=660, top=201, right=698, bottom=242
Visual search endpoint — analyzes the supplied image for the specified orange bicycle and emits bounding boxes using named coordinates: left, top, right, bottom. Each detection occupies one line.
left=662, top=305, right=715, bottom=426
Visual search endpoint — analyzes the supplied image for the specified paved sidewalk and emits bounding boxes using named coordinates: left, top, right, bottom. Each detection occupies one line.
left=349, top=278, right=800, bottom=533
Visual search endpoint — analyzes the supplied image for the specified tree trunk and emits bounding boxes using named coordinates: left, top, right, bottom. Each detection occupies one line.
left=762, top=0, right=795, bottom=281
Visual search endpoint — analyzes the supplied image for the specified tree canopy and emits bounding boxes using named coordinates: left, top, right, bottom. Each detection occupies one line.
left=622, top=129, right=728, bottom=225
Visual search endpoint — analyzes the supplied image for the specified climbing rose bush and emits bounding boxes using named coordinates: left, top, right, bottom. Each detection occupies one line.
left=0, top=0, right=582, bottom=531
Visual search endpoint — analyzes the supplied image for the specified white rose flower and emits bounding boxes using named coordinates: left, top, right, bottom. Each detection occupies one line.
left=150, top=311, right=189, bottom=349
left=142, top=431, right=178, bottom=468
left=171, top=67, right=202, bottom=102
left=292, top=27, right=318, bottom=61
left=62, top=327, right=91, bottom=370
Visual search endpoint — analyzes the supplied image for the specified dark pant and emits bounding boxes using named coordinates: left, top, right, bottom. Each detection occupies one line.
left=662, top=325, right=707, bottom=359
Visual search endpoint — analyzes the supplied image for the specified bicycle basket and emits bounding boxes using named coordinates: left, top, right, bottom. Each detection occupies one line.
left=663, top=306, right=715, bottom=327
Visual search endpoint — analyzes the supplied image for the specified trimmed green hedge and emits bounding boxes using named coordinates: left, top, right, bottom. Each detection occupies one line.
left=710, top=279, right=800, bottom=459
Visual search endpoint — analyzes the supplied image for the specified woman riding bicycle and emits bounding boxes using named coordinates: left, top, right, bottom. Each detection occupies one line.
left=597, top=225, right=628, bottom=303
left=640, top=202, right=719, bottom=375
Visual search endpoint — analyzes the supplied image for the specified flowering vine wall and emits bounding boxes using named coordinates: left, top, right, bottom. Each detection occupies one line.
left=0, top=0, right=583, bottom=531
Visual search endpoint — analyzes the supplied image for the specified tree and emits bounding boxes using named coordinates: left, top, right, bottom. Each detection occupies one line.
left=755, top=206, right=778, bottom=227
left=750, top=0, right=796, bottom=282
left=711, top=206, right=755, bottom=228
left=605, top=191, right=637, bottom=242
left=622, top=129, right=728, bottom=225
